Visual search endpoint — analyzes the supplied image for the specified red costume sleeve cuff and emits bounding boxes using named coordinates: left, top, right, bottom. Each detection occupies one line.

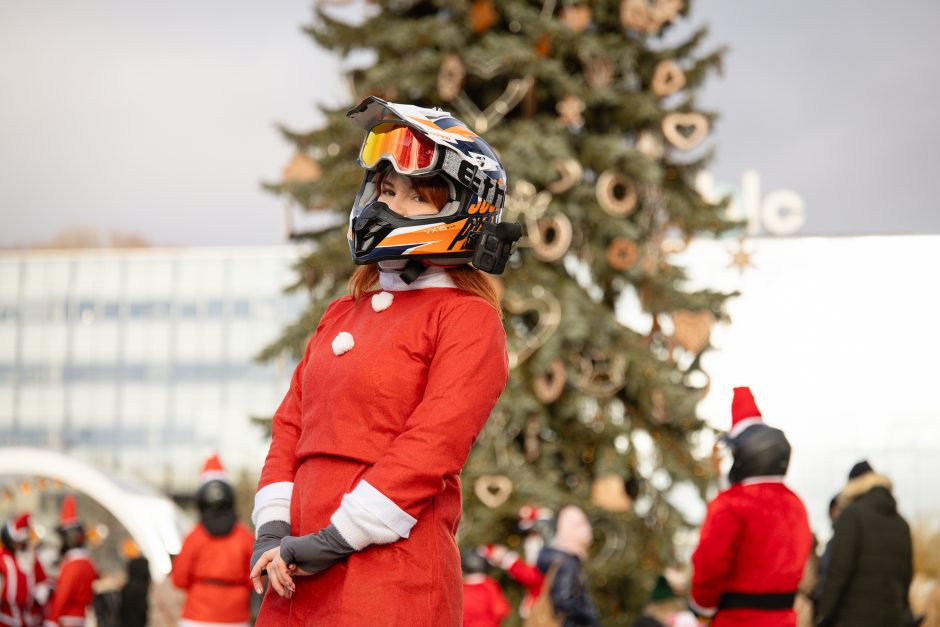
left=251, top=481, right=293, bottom=533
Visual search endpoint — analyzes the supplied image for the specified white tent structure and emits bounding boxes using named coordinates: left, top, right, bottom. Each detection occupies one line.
left=0, top=447, right=192, bottom=582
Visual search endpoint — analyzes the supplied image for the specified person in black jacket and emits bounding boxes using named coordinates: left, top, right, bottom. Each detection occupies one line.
left=816, top=460, right=913, bottom=627
left=118, top=556, right=151, bottom=627
left=536, top=505, right=600, bottom=627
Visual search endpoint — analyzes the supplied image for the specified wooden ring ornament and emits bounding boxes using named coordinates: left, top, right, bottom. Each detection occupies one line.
left=531, top=213, right=573, bottom=262
left=595, top=170, right=638, bottom=217
left=662, top=112, right=710, bottom=151
left=651, top=59, right=686, bottom=97
left=547, top=158, right=584, bottom=194
left=533, top=358, right=567, bottom=403
left=607, top=238, right=640, bottom=271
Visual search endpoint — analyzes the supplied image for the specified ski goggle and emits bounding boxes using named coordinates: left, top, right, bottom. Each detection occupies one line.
left=359, top=123, right=440, bottom=175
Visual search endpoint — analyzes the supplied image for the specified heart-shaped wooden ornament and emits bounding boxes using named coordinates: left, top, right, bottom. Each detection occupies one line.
left=662, top=112, right=709, bottom=151
left=504, top=286, right=562, bottom=369
left=474, top=475, right=514, bottom=508
left=672, top=309, right=714, bottom=353
left=452, top=74, right=534, bottom=133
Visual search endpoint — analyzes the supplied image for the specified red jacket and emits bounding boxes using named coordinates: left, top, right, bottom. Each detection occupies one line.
left=691, top=479, right=812, bottom=627
left=504, top=555, right=544, bottom=615
left=463, top=575, right=510, bottom=627
left=254, top=287, right=508, bottom=626
left=171, top=522, right=254, bottom=623
left=47, top=549, right=97, bottom=626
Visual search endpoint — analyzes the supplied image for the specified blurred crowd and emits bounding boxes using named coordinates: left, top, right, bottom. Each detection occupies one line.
left=3, top=390, right=940, bottom=626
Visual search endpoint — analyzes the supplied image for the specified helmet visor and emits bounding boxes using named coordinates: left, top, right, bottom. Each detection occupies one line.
left=359, top=123, right=439, bottom=175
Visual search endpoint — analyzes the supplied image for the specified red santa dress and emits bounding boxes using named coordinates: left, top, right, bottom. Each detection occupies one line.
left=463, top=574, right=510, bottom=627
left=171, top=522, right=255, bottom=626
left=47, top=548, right=97, bottom=627
left=2, top=546, right=33, bottom=626
left=252, top=271, right=508, bottom=627
left=691, top=478, right=812, bottom=627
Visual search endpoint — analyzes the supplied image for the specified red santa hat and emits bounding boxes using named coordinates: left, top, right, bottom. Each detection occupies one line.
left=5, top=512, right=31, bottom=543
left=199, top=453, right=228, bottom=484
left=59, top=495, right=82, bottom=529
left=730, top=386, right=763, bottom=438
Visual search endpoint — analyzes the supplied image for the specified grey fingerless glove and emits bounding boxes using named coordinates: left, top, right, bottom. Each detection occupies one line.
left=279, top=523, right=355, bottom=575
left=250, top=520, right=291, bottom=574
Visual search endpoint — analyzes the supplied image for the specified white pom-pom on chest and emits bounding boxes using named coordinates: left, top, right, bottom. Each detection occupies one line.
left=332, top=331, right=355, bottom=356
left=371, top=291, right=394, bottom=313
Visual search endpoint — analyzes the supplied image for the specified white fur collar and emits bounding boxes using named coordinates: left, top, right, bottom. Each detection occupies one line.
left=839, top=472, right=892, bottom=506
left=377, top=263, right=456, bottom=291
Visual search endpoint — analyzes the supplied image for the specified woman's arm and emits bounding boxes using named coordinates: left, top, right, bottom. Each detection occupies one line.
left=330, top=297, right=509, bottom=549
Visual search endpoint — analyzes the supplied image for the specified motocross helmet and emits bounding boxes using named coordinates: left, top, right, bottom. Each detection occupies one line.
left=196, top=479, right=237, bottom=537
left=725, top=423, right=792, bottom=484
left=346, top=96, right=509, bottom=268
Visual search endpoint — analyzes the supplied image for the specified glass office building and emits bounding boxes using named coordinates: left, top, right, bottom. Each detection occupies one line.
left=0, top=246, right=307, bottom=494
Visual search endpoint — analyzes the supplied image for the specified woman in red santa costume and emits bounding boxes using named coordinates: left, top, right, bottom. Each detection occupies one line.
left=46, top=496, right=97, bottom=627
left=690, top=387, right=812, bottom=626
left=248, top=97, right=519, bottom=626
left=172, top=454, right=255, bottom=627
left=1, top=512, right=50, bottom=627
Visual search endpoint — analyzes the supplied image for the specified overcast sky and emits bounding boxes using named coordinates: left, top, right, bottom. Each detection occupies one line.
left=1, top=0, right=939, bottom=248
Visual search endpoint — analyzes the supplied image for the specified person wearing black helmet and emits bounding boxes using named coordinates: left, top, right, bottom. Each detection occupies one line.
left=690, top=387, right=812, bottom=626
left=172, top=454, right=254, bottom=627
left=461, top=548, right=510, bottom=627
left=248, top=98, right=516, bottom=626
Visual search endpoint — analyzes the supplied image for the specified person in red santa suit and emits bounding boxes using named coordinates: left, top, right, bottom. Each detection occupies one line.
left=172, top=454, right=255, bottom=627
left=47, top=495, right=98, bottom=627
left=461, top=548, right=510, bottom=627
left=248, top=96, right=519, bottom=626
left=1, top=512, right=50, bottom=627
left=690, top=387, right=812, bottom=626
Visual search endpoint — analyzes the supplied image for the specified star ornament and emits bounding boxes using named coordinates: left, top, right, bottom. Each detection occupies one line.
left=727, top=238, right=755, bottom=274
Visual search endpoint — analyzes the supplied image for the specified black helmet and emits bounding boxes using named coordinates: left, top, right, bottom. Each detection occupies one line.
left=461, top=548, right=489, bottom=575
left=726, top=423, right=791, bottom=484
left=195, top=479, right=237, bottom=537
left=346, top=97, right=518, bottom=276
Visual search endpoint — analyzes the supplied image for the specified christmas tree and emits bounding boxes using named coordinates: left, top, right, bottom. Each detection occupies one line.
left=262, top=0, right=734, bottom=621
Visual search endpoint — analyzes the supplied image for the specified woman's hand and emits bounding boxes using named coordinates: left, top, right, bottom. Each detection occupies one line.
left=250, top=546, right=295, bottom=597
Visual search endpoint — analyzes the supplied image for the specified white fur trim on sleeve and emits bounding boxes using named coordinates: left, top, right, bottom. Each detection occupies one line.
left=500, top=551, right=520, bottom=570
left=330, top=480, right=417, bottom=551
left=688, top=595, right=717, bottom=618
left=251, top=482, right=293, bottom=533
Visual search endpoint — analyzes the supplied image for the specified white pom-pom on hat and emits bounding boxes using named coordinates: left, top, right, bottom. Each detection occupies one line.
left=371, top=291, right=394, bottom=312
left=332, top=332, right=355, bottom=356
